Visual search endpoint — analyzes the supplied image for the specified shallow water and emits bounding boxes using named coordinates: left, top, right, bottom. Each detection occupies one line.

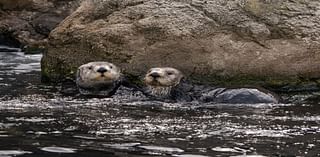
left=0, top=45, right=319, bottom=157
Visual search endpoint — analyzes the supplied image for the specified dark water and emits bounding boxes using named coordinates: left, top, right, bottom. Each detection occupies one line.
left=0, top=45, right=319, bottom=157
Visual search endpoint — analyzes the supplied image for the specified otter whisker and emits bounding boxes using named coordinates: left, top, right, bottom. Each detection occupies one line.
left=144, top=67, right=183, bottom=100
left=148, top=86, right=172, bottom=97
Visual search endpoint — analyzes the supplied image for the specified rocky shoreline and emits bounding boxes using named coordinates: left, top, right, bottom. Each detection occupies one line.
left=1, top=0, right=320, bottom=91
left=0, top=0, right=81, bottom=52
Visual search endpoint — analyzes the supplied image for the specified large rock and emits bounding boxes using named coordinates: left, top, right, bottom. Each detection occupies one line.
left=0, top=0, right=81, bottom=50
left=0, top=0, right=32, bottom=10
left=43, top=0, right=320, bottom=89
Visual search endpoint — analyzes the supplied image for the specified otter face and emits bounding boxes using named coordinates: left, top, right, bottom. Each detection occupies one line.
left=144, top=67, right=183, bottom=97
left=76, top=62, right=121, bottom=88
left=144, top=67, right=183, bottom=88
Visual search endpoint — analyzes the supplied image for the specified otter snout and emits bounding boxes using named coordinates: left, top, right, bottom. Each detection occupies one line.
left=149, top=72, right=160, bottom=78
left=97, top=67, right=108, bottom=74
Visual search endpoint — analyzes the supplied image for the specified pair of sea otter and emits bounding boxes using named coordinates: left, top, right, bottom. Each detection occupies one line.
left=75, top=62, right=279, bottom=104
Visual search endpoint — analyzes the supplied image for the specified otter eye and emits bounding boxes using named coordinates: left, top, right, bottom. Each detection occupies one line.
left=167, top=72, right=174, bottom=75
left=110, top=66, right=113, bottom=69
left=88, top=66, right=93, bottom=70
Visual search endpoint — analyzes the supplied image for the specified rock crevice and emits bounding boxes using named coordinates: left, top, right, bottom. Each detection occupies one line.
left=0, top=0, right=81, bottom=50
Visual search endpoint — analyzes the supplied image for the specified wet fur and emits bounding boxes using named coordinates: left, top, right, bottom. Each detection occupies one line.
left=75, top=62, right=122, bottom=97
left=143, top=73, right=193, bottom=102
left=142, top=67, right=191, bottom=101
left=142, top=67, right=279, bottom=103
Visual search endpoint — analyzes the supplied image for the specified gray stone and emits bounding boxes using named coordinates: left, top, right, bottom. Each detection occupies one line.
left=42, top=0, right=320, bottom=88
left=0, top=0, right=81, bottom=48
left=32, top=14, right=65, bottom=36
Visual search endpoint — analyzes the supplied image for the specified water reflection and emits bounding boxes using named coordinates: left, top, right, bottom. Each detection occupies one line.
left=0, top=46, right=319, bottom=156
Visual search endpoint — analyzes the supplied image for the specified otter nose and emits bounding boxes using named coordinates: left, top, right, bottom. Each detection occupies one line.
left=97, top=67, right=108, bottom=73
left=150, top=72, right=160, bottom=78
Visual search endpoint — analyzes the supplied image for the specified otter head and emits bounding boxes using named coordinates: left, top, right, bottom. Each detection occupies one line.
left=76, top=62, right=121, bottom=96
left=144, top=67, right=183, bottom=97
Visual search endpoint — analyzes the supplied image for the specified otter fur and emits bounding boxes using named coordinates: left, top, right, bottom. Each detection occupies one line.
left=76, top=61, right=122, bottom=97
left=142, top=67, right=279, bottom=103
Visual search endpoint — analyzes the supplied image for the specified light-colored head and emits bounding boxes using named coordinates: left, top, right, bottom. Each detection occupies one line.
left=144, top=67, right=183, bottom=97
left=76, top=62, right=121, bottom=88
left=144, top=67, right=183, bottom=87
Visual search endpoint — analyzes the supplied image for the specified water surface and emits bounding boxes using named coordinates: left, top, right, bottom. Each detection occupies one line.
left=0, top=45, right=319, bottom=157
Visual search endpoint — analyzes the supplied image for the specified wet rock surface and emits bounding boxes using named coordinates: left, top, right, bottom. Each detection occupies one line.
left=43, top=0, right=320, bottom=88
left=0, top=0, right=81, bottom=49
left=1, top=46, right=320, bottom=156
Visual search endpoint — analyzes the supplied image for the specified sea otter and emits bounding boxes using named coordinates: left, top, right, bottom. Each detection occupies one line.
left=143, top=67, right=193, bottom=102
left=199, top=87, right=279, bottom=104
left=143, top=67, right=279, bottom=103
left=75, top=61, right=122, bottom=97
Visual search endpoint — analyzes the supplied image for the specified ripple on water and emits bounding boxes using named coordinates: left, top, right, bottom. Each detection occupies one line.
left=211, top=147, right=243, bottom=153
left=40, top=147, right=77, bottom=153
left=12, top=63, right=41, bottom=74
left=0, top=150, right=32, bottom=156
left=103, top=143, right=141, bottom=150
left=138, top=145, right=184, bottom=154
left=173, top=155, right=210, bottom=157
left=6, top=117, right=55, bottom=123
left=230, top=155, right=268, bottom=157
left=73, top=135, right=99, bottom=140
left=0, top=51, right=41, bottom=74
left=1, top=46, right=320, bottom=157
